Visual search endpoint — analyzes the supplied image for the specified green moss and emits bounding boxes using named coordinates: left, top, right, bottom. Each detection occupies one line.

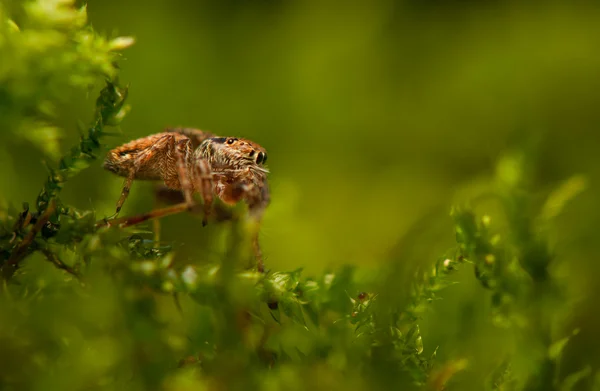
left=0, top=0, right=133, bottom=160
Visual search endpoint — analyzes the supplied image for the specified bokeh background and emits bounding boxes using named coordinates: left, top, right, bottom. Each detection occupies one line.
left=66, top=1, right=600, bottom=269
left=2, top=0, right=600, bottom=387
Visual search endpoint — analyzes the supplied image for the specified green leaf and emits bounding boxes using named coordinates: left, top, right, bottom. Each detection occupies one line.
left=560, top=366, right=592, bottom=391
left=549, top=329, right=580, bottom=361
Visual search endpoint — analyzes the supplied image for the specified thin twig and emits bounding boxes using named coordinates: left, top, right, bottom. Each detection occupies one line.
left=6, top=200, right=56, bottom=268
left=39, top=248, right=81, bottom=280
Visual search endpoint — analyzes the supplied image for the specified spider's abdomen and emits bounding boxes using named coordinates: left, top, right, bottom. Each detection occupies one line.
left=104, top=132, right=191, bottom=186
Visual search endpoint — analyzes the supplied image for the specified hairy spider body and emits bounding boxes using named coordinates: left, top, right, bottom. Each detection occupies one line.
left=104, top=132, right=192, bottom=187
left=196, top=136, right=269, bottom=210
left=103, top=128, right=270, bottom=221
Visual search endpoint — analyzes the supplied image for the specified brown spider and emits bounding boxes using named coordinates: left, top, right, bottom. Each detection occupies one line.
left=101, top=128, right=270, bottom=270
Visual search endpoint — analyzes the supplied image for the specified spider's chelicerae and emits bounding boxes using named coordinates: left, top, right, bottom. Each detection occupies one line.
left=102, top=128, right=270, bottom=269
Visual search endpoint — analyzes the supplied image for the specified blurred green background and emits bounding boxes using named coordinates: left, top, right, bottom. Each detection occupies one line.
left=2, top=0, right=600, bottom=387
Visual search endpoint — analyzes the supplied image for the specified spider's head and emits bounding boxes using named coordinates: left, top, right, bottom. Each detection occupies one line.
left=201, top=136, right=268, bottom=172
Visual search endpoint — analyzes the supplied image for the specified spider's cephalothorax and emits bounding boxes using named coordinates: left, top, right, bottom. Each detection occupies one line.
left=103, top=128, right=270, bottom=221
left=199, top=136, right=268, bottom=170
left=198, top=136, right=269, bottom=211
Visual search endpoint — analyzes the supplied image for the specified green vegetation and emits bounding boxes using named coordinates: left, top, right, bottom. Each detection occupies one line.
left=1, top=1, right=599, bottom=390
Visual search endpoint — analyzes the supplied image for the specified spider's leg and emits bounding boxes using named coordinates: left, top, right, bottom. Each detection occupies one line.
left=192, top=159, right=213, bottom=226
left=173, top=139, right=195, bottom=207
left=99, top=202, right=191, bottom=228
left=113, top=172, right=135, bottom=217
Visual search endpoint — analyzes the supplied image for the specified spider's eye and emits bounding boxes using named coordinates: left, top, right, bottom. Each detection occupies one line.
left=262, top=153, right=267, bottom=164
left=226, top=138, right=237, bottom=145
left=256, top=152, right=265, bottom=164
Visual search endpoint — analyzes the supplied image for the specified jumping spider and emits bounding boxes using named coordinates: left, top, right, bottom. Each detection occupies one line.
left=102, top=128, right=270, bottom=269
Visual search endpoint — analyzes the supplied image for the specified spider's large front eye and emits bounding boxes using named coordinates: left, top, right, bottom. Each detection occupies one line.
left=256, top=152, right=266, bottom=164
